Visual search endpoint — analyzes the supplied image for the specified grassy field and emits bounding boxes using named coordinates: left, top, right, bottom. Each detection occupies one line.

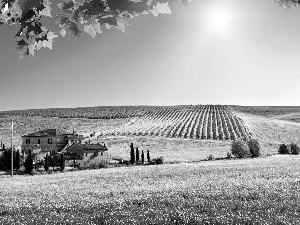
left=1, top=155, right=300, bottom=224
left=231, top=105, right=300, bottom=123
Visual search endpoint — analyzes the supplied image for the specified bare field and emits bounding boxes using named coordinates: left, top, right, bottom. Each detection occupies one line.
left=1, top=155, right=300, bottom=224
left=231, top=105, right=300, bottom=123
left=238, top=113, right=300, bottom=153
left=99, top=136, right=232, bottom=162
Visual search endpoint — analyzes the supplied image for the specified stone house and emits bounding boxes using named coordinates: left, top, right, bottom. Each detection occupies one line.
left=21, top=129, right=107, bottom=161
left=61, top=143, right=108, bottom=163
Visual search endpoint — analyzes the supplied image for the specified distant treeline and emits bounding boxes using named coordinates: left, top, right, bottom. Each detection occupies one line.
left=0, top=105, right=200, bottom=119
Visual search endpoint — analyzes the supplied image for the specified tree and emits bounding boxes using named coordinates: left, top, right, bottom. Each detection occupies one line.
left=24, top=149, right=33, bottom=174
left=290, top=143, right=299, bottom=155
left=247, top=139, right=262, bottom=158
left=44, top=153, right=49, bottom=171
left=278, top=143, right=291, bottom=154
left=147, top=150, right=150, bottom=163
left=231, top=140, right=251, bottom=158
left=141, top=150, right=144, bottom=164
left=136, top=147, right=139, bottom=164
left=0, top=0, right=192, bottom=59
left=130, top=143, right=135, bottom=165
left=15, top=150, right=20, bottom=172
left=0, top=147, right=18, bottom=171
left=60, top=154, right=65, bottom=171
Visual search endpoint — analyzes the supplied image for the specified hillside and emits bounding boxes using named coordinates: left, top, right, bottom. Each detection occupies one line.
left=231, top=105, right=300, bottom=123
left=1, top=105, right=300, bottom=161
left=0, top=105, right=252, bottom=143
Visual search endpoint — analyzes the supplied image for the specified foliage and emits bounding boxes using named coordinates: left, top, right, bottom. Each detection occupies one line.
left=207, top=154, right=215, bottom=161
left=226, top=152, right=232, bottom=159
left=44, top=153, right=49, bottom=171
left=231, top=140, right=251, bottom=158
left=278, top=143, right=291, bottom=155
left=60, top=154, right=65, bottom=171
left=290, top=143, right=299, bottom=155
left=0, top=148, right=18, bottom=171
left=15, top=150, right=20, bottom=171
left=130, top=143, right=135, bottom=164
left=135, top=147, right=139, bottom=163
left=141, top=150, right=144, bottom=164
left=147, top=150, right=150, bottom=163
left=247, top=139, right=262, bottom=158
left=0, top=0, right=191, bottom=58
left=150, top=156, right=164, bottom=165
left=24, top=150, right=33, bottom=174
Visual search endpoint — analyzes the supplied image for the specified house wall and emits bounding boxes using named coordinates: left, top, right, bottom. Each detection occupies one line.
left=21, top=136, right=67, bottom=154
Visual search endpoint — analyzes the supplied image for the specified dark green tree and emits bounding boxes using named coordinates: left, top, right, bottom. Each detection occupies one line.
left=24, top=149, right=33, bottom=174
left=130, top=143, right=135, bottom=165
left=15, top=150, right=20, bottom=172
left=290, top=143, right=299, bottom=155
left=141, top=150, right=144, bottom=164
left=60, top=154, right=65, bottom=171
left=136, top=147, right=139, bottom=164
left=44, top=153, right=49, bottom=172
left=147, top=150, right=150, bottom=163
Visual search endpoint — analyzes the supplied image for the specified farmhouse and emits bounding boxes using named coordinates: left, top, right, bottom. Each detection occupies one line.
left=21, top=129, right=84, bottom=155
left=61, top=143, right=108, bottom=162
left=21, top=129, right=108, bottom=162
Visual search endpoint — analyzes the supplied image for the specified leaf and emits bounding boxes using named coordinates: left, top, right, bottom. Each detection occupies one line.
left=151, top=2, right=171, bottom=17
left=59, top=28, right=66, bottom=37
left=47, top=31, right=58, bottom=40
left=36, top=40, right=43, bottom=50
left=84, top=22, right=102, bottom=38
left=28, top=43, right=35, bottom=56
left=42, top=40, right=52, bottom=49
left=40, top=5, right=51, bottom=17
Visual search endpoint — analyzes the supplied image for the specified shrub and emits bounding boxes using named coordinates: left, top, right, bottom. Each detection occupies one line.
left=98, top=161, right=108, bottom=169
left=231, top=140, right=251, bottom=158
left=226, top=152, right=232, bottom=159
left=207, top=154, right=215, bottom=161
left=150, top=157, right=164, bottom=165
left=278, top=144, right=291, bottom=155
left=290, top=143, right=299, bottom=155
left=247, top=139, right=261, bottom=157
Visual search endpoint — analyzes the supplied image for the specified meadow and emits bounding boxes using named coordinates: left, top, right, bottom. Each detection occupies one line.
left=1, top=155, right=300, bottom=224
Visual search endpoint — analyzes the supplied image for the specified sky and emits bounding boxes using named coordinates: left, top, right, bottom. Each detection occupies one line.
left=0, top=0, right=300, bottom=111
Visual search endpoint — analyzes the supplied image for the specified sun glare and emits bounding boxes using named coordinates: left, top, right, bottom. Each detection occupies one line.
left=205, top=8, right=235, bottom=34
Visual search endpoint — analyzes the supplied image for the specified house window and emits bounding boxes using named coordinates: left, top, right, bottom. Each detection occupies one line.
left=48, top=138, right=53, bottom=144
left=86, top=153, right=88, bottom=156
left=38, top=139, right=40, bottom=144
left=26, top=139, right=30, bottom=144
left=101, top=152, right=103, bottom=156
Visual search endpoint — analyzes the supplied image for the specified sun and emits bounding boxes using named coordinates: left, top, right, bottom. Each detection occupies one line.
left=205, top=8, right=235, bottom=34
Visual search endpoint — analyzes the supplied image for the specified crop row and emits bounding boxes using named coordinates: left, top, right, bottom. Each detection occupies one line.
left=100, top=105, right=252, bottom=141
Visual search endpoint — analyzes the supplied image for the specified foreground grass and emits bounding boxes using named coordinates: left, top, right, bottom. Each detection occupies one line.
left=1, top=155, right=300, bottom=224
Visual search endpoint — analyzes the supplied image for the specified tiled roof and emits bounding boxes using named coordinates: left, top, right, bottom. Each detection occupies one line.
left=78, top=143, right=108, bottom=151
left=22, top=129, right=58, bottom=137
left=22, top=129, right=80, bottom=138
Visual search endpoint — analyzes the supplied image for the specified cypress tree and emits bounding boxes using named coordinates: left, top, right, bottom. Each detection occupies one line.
left=25, top=149, right=33, bottom=174
left=44, top=153, right=49, bottom=172
left=130, top=143, right=135, bottom=165
left=136, top=147, right=139, bottom=164
left=15, top=150, right=20, bottom=172
left=60, top=154, right=65, bottom=171
left=141, top=150, right=144, bottom=164
left=147, top=150, right=150, bottom=163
